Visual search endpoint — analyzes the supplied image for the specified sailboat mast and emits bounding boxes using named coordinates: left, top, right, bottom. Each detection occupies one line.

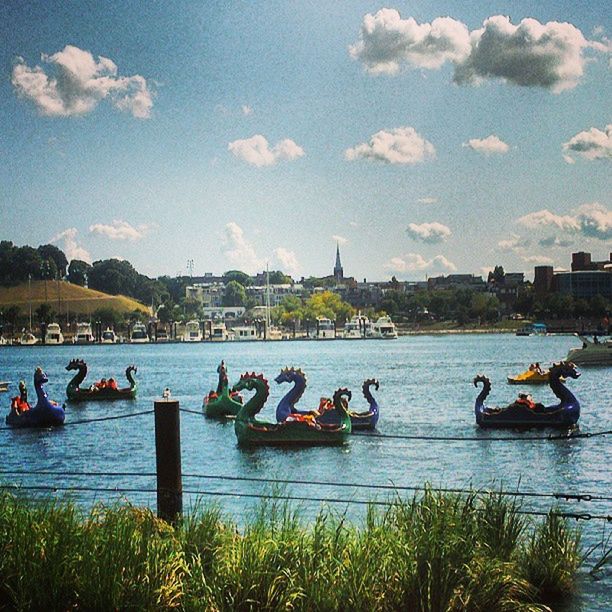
left=28, top=273, right=32, bottom=331
left=265, top=264, right=271, bottom=329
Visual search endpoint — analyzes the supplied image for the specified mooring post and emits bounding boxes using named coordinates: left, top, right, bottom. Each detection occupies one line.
left=154, top=397, right=182, bottom=524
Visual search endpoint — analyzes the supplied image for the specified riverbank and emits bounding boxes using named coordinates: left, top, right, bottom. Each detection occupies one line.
left=0, top=490, right=582, bottom=610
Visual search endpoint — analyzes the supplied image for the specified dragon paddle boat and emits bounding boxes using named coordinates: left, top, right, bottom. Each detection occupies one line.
left=233, top=371, right=351, bottom=446
left=6, top=367, right=65, bottom=428
left=474, top=361, right=581, bottom=429
left=274, top=367, right=381, bottom=431
left=65, top=359, right=137, bottom=401
left=204, top=360, right=243, bottom=418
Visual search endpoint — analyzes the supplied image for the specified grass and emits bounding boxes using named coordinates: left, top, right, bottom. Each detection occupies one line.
left=0, top=489, right=583, bottom=611
left=0, top=280, right=149, bottom=317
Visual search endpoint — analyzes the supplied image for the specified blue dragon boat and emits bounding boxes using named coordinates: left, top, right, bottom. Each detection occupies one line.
left=473, top=361, right=580, bottom=428
left=6, top=367, right=65, bottom=428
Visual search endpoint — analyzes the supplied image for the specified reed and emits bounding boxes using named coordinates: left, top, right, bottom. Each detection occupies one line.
left=0, top=490, right=584, bottom=611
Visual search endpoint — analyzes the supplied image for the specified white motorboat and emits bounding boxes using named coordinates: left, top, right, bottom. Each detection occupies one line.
left=155, top=328, right=170, bottom=342
left=315, top=317, right=335, bottom=339
left=209, top=321, right=230, bottom=342
left=566, top=336, right=612, bottom=365
left=343, top=314, right=370, bottom=339
left=232, top=325, right=259, bottom=341
left=266, top=325, right=284, bottom=340
left=183, top=320, right=203, bottom=342
left=371, top=316, right=398, bottom=339
left=19, top=331, right=38, bottom=345
left=45, top=322, right=64, bottom=345
left=130, top=323, right=150, bottom=343
left=0, top=381, right=9, bottom=392
left=74, top=322, right=95, bottom=344
left=101, top=328, right=118, bottom=344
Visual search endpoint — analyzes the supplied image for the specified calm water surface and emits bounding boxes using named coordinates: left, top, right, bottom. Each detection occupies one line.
left=1, top=334, right=610, bottom=609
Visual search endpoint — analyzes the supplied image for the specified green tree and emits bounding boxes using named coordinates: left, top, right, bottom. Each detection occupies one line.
left=35, top=303, right=54, bottom=324
left=223, top=281, right=247, bottom=307
left=68, top=260, right=92, bottom=286
left=37, top=244, right=68, bottom=278
left=589, top=295, right=609, bottom=317
left=224, top=270, right=252, bottom=286
left=303, top=291, right=354, bottom=323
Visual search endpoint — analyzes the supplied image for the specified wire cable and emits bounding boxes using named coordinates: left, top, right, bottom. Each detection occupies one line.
left=0, top=410, right=154, bottom=431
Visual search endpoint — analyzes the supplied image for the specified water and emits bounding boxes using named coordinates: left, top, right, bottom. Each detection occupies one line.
left=1, top=334, right=610, bottom=609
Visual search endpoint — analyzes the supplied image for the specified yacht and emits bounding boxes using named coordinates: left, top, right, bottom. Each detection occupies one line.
left=44, top=323, right=64, bottom=345
left=130, top=323, right=150, bottom=343
left=74, top=322, right=95, bottom=344
left=101, top=328, right=118, bottom=344
left=183, top=320, right=203, bottom=342
left=155, top=328, right=170, bottom=343
left=371, top=316, right=398, bottom=339
left=19, top=331, right=38, bottom=345
left=209, top=321, right=230, bottom=342
left=232, top=325, right=259, bottom=341
left=566, top=336, right=612, bottom=365
left=266, top=325, right=284, bottom=341
left=315, top=317, right=336, bottom=339
left=343, top=314, right=370, bottom=339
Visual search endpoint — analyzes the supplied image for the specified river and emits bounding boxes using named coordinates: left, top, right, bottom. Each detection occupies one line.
left=1, top=334, right=610, bottom=609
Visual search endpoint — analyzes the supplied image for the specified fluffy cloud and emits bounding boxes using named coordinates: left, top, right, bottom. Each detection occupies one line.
left=562, top=124, right=612, bottom=163
left=50, top=228, right=92, bottom=263
left=522, top=255, right=554, bottom=265
left=538, top=236, right=574, bottom=248
left=345, top=127, right=435, bottom=165
left=518, top=203, right=611, bottom=240
left=223, top=222, right=263, bottom=272
left=272, top=247, right=300, bottom=277
left=463, top=135, right=509, bottom=155
left=384, top=253, right=456, bottom=274
left=406, top=222, right=451, bottom=243
left=241, top=105, right=253, bottom=116
left=332, top=234, right=348, bottom=245
left=228, top=135, right=304, bottom=167
left=89, top=220, right=150, bottom=241
left=497, top=234, right=530, bottom=252
left=351, top=11, right=605, bottom=92
left=12, top=45, right=153, bottom=118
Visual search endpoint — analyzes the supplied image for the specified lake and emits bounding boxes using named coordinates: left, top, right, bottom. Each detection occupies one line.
left=1, top=334, right=610, bottom=609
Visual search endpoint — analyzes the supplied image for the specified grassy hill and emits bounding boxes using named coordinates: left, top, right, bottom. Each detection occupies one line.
left=0, top=280, right=150, bottom=317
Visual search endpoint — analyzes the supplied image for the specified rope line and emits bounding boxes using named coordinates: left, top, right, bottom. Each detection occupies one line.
left=0, top=410, right=154, bottom=431
left=1, top=469, right=610, bottom=503
left=0, top=483, right=609, bottom=522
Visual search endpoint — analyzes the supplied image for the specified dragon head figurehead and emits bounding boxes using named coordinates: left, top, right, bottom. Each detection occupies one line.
left=274, top=366, right=306, bottom=385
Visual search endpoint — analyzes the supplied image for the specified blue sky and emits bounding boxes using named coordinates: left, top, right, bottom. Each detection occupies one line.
left=1, top=1, right=610, bottom=280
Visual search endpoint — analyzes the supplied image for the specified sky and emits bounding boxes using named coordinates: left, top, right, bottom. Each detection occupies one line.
left=1, top=1, right=610, bottom=281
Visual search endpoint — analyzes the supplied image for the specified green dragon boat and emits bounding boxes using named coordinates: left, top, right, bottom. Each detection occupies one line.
left=203, top=361, right=242, bottom=418
left=233, top=371, right=351, bottom=446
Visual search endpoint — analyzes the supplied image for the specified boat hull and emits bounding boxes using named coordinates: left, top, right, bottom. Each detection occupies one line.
left=235, top=419, right=350, bottom=446
left=204, top=388, right=242, bottom=418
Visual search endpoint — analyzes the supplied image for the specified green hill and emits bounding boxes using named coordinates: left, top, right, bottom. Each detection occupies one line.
left=0, top=280, right=150, bottom=317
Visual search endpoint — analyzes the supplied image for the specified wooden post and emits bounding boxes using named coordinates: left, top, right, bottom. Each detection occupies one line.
left=154, top=398, right=182, bottom=523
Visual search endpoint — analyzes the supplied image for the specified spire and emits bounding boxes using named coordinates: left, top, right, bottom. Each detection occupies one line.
left=333, top=243, right=344, bottom=281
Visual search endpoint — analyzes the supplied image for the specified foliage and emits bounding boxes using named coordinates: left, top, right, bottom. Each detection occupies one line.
left=0, top=491, right=584, bottom=610
left=224, top=270, right=252, bottom=286
left=67, top=259, right=91, bottom=286
left=304, top=291, right=354, bottom=323
left=223, top=280, right=247, bottom=307
left=35, top=302, right=54, bottom=324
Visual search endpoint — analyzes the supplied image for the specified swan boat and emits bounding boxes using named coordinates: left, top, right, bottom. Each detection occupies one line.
left=474, top=361, right=580, bottom=429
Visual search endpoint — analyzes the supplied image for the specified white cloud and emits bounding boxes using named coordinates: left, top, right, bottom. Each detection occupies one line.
left=351, top=11, right=605, bottom=92
left=345, top=127, right=435, bottom=165
left=538, top=236, right=574, bottom=248
left=223, top=222, right=263, bottom=272
left=50, top=228, right=92, bottom=263
left=463, top=135, right=509, bottom=155
left=406, top=222, right=451, bottom=243
left=332, top=234, right=348, bottom=245
left=349, top=9, right=470, bottom=75
left=241, top=105, right=253, bottom=116
left=89, top=220, right=150, bottom=241
left=272, top=247, right=300, bottom=277
left=497, top=234, right=530, bottom=252
left=417, top=196, right=438, bottom=205
left=562, top=124, right=612, bottom=163
left=517, top=203, right=611, bottom=240
left=228, top=134, right=304, bottom=167
left=384, top=253, right=457, bottom=274
left=12, top=45, right=153, bottom=118
left=522, top=255, right=554, bottom=265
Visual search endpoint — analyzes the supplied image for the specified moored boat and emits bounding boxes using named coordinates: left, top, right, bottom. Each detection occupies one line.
left=44, top=322, right=64, bottom=345
left=315, top=317, right=335, bottom=339
left=343, top=314, right=370, bottom=339
left=474, top=361, right=580, bottom=429
left=183, top=320, right=202, bottom=342
left=371, top=315, right=398, bottom=339
left=130, top=323, right=149, bottom=343
left=101, top=328, right=118, bottom=344
left=74, top=322, right=95, bottom=344
left=566, top=336, right=612, bottom=366
left=19, top=331, right=38, bottom=345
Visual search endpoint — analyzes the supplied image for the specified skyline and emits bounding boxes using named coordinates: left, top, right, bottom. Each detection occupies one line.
left=1, top=2, right=610, bottom=282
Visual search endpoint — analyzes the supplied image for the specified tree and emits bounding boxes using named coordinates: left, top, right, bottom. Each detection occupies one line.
left=37, top=244, right=68, bottom=278
left=267, top=270, right=293, bottom=284
left=68, top=260, right=92, bottom=286
left=35, top=303, right=54, bottom=324
left=303, top=291, right=353, bottom=323
left=223, top=281, right=247, bottom=307
left=88, top=259, right=138, bottom=295
left=224, top=270, right=252, bottom=286
left=12, top=246, right=42, bottom=282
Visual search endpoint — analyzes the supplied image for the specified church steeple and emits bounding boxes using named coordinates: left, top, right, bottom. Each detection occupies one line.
left=333, top=243, right=344, bottom=281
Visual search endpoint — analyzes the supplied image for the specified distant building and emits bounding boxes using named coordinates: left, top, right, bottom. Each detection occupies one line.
left=487, top=272, right=525, bottom=312
left=534, top=266, right=554, bottom=296
left=333, top=244, right=344, bottom=282
left=427, top=274, right=486, bottom=292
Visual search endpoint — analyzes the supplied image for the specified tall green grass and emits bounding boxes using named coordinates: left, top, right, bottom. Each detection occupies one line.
left=0, top=489, right=583, bottom=611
